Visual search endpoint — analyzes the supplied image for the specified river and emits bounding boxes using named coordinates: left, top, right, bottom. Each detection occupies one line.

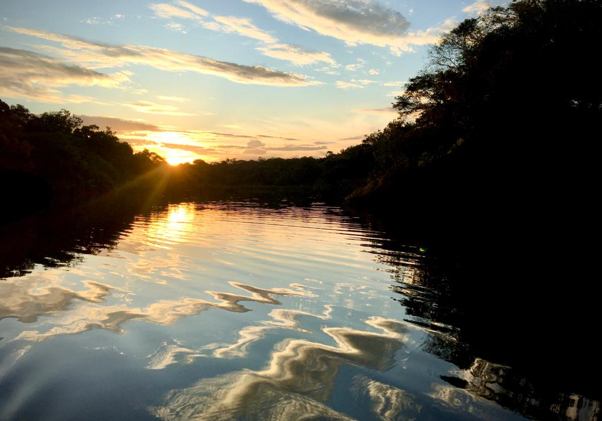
left=0, top=198, right=598, bottom=421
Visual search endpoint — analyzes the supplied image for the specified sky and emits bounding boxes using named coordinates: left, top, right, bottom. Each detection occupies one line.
left=0, top=0, right=499, bottom=164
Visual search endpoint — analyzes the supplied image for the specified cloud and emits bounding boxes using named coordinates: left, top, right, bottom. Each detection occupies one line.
left=339, top=135, right=364, bottom=141
left=177, top=1, right=209, bottom=17
left=0, top=46, right=129, bottom=103
left=165, top=23, right=187, bottom=33
left=83, top=14, right=125, bottom=26
left=243, top=0, right=409, bottom=45
left=463, top=0, right=491, bottom=16
left=384, top=81, right=407, bottom=87
left=212, top=15, right=277, bottom=43
left=124, top=101, right=196, bottom=116
left=162, top=142, right=217, bottom=154
left=149, top=3, right=336, bottom=67
left=244, top=0, right=454, bottom=55
left=266, top=144, right=327, bottom=151
left=258, top=44, right=336, bottom=66
left=149, top=3, right=204, bottom=20
left=345, top=61, right=365, bottom=72
left=150, top=2, right=275, bottom=43
left=78, top=115, right=161, bottom=132
left=387, top=89, right=405, bottom=97
left=157, top=95, right=190, bottom=102
left=369, top=69, right=380, bottom=75
left=352, top=107, right=398, bottom=115
left=5, top=26, right=319, bottom=87
left=352, top=79, right=376, bottom=85
left=335, top=80, right=364, bottom=90
left=247, top=139, right=266, bottom=148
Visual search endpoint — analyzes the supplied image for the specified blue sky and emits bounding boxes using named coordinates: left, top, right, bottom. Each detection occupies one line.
left=0, top=0, right=499, bottom=164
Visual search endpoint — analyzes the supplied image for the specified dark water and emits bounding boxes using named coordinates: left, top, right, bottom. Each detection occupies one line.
left=0, top=199, right=599, bottom=421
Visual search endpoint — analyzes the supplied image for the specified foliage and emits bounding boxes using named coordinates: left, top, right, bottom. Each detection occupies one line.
left=349, top=0, right=602, bottom=204
left=0, top=100, right=166, bottom=200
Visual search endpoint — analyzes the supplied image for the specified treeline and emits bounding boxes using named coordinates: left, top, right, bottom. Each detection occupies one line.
left=1, top=101, right=167, bottom=214
left=165, top=146, right=374, bottom=199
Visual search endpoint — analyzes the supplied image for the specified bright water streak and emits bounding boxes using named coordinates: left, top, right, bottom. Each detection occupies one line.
left=0, top=202, right=566, bottom=421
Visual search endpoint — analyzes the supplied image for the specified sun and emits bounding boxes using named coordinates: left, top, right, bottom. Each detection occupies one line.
left=141, top=131, right=205, bottom=165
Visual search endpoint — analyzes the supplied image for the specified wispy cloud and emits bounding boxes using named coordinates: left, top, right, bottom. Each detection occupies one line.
left=78, top=115, right=161, bottom=133
left=336, top=81, right=364, bottom=90
left=177, top=1, right=209, bottom=17
left=243, top=0, right=454, bottom=55
left=149, top=3, right=205, bottom=20
left=157, top=95, right=190, bottom=102
left=463, top=0, right=492, bottom=16
left=0, top=46, right=129, bottom=103
left=124, top=101, right=196, bottom=116
left=258, top=44, right=336, bottom=66
left=384, top=81, right=407, bottom=87
left=83, top=14, right=125, bottom=26
left=212, top=15, right=277, bottom=43
left=165, top=22, right=187, bottom=33
left=4, top=26, right=319, bottom=87
left=148, top=2, right=337, bottom=67
left=353, top=107, right=398, bottom=115
left=352, top=79, right=377, bottom=85
left=266, top=144, right=327, bottom=151
left=387, top=90, right=405, bottom=97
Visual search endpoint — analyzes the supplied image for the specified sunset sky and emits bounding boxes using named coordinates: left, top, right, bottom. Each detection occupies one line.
left=0, top=0, right=500, bottom=164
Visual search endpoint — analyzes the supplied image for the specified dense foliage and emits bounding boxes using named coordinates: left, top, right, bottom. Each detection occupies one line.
left=0, top=100, right=166, bottom=202
left=351, top=0, right=601, bottom=206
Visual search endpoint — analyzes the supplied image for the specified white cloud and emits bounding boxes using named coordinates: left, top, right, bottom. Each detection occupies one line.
left=384, top=81, right=406, bottom=87
left=5, top=26, right=320, bottom=87
left=258, top=44, right=336, bottom=66
left=0, top=46, right=129, bottom=103
left=177, top=1, right=209, bottom=17
left=149, top=3, right=336, bottom=67
left=242, top=0, right=454, bottom=54
left=369, top=69, right=380, bottom=75
left=124, top=101, right=196, bottom=116
left=165, top=22, right=187, bottom=33
left=345, top=63, right=363, bottom=71
left=315, top=66, right=340, bottom=75
left=336, top=81, right=364, bottom=90
left=83, top=14, right=125, bottom=25
left=352, top=79, right=376, bottom=85
left=387, top=90, right=405, bottom=97
left=149, top=3, right=203, bottom=20
left=212, top=15, right=277, bottom=43
left=463, top=0, right=491, bottom=16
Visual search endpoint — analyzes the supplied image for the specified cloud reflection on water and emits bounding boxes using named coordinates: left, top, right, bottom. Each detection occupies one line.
left=153, top=317, right=411, bottom=421
left=10, top=281, right=313, bottom=342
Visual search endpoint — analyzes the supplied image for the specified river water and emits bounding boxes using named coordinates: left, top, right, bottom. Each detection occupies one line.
left=0, top=199, right=598, bottom=421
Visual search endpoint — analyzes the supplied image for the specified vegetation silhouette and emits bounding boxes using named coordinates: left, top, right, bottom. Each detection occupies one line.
left=2, top=0, right=600, bottom=217
left=0, top=100, right=168, bottom=220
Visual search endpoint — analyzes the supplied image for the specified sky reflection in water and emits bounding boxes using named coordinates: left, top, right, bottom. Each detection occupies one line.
left=0, top=202, right=598, bottom=421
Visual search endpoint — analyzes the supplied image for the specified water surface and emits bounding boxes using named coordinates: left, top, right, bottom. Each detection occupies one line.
left=0, top=201, right=598, bottom=421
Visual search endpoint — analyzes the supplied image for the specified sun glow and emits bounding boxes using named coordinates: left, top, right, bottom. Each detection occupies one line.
left=127, top=131, right=207, bottom=165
